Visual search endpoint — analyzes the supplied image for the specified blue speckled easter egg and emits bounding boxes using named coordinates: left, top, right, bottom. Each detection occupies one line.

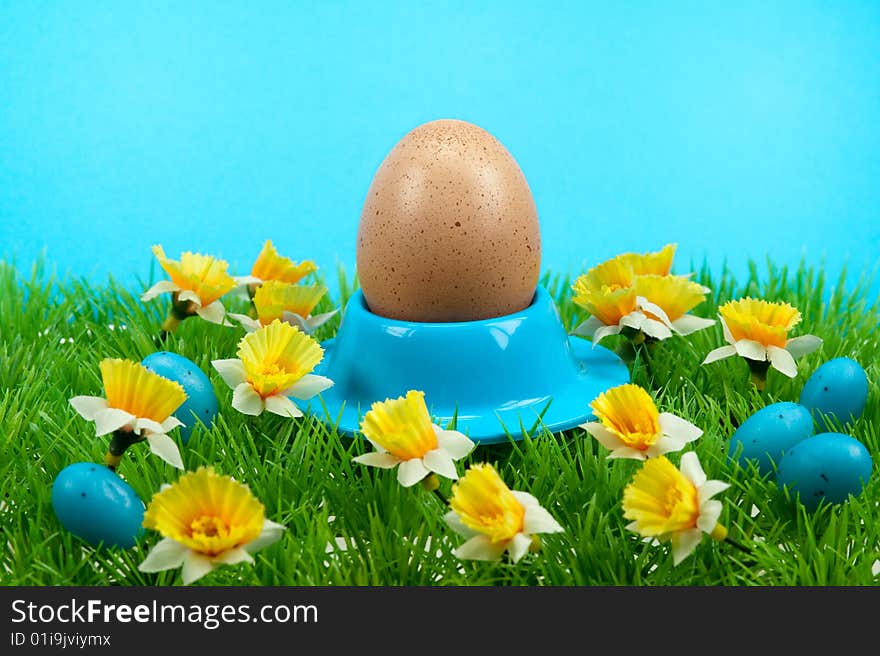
left=142, top=351, right=218, bottom=444
left=51, top=463, right=145, bottom=548
left=776, top=433, right=872, bottom=511
left=799, top=358, right=868, bottom=431
left=729, top=402, right=814, bottom=476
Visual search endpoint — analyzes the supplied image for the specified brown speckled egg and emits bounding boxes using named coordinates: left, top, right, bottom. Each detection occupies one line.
left=356, top=119, right=541, bottom=322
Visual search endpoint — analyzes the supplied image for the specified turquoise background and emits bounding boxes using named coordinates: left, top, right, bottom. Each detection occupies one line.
left=1, top=1, right=879, bottom=292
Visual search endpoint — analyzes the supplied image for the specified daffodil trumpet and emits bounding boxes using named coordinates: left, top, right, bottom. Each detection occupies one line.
left=228, top=281, right=338, bottom=336
left=235, top=240, right=318, bottom=296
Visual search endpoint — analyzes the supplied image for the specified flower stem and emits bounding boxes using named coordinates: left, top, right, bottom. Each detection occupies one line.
left=420, top=474, right=448, bottom=505
left=711, top=523, right=751, bottom=555
left=746, top=360, right=770, bottom=391
left=104, top=430, right=141, bottom=472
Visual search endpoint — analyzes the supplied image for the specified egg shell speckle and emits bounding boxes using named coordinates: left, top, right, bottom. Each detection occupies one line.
left=357, top=119, right=541, bottom=322
left=51, top=462, right=145, bottom=548
left=729, top=402, right=814, bottom=476
left=799, top=357, right=868, bottom=432
left=776, top=433, right=873, bottom=511
left=142, top=351, right=218, bottom=444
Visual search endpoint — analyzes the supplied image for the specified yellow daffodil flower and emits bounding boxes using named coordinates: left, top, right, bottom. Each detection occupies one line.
left=141, top=245, right=236, bottom=328
left=571, top=259, right=675, bottom=344
left=703, top=298, right=822, bottom=384
left=236, top=240, right=317, bottom=291
left=445, top=463, right=563, bottom=562
left=228, top=280, right=338, bottom=335
left=138, top=467, right=285, bottom=585
left=616, top=243, right=677, bottom=276
left=633, top=274, right=715, bottom=336
left=581, top=383, right=702, bottom=460
left=212, top=319, right=333, bottom=418
left=623, top=452, right=729, bottom=565
left=353, top=390, right=474, bottom=487
left=69, top=359, right=187, bottom=469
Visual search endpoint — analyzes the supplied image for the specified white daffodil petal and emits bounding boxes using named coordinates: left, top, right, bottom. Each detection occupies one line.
left=637, top=298, right=672, bottom=327
left=283, top=374, right=334, bottom=400
left=508, top=533, right=533, bottom=564
left=137, top=538, right=188, bottom=573
left=619, top=311, right=645, bottom=331
left=672, top=315, right=716, bottom=335
left=422, top=449, right=458, bottom=480
left=175, top=289, right=201, bottom=306
left=768, top=346, right=798, bottom=378
left=146, top=433, right=184, bottom=470
left=282, top=312, right=309, bottom=333
left=181, top=552, right=215, bottom=585
left=572, top=316, right=604, bottom=338
left=671, top=528, right=703, bottom=565
left=697, top=499, right=724, bottom=533
left=94, top=408, right=135, bottom=436
left=397, top=458, right=429, bottom=487
left=443, top=510, right=479, bottom=539
left=591, top=323, right=623, bottom=346
left=69, top=396, right=109, bottom=421
left=227, top=313, right=261, bottom=333
left=510, top=490, right=540, bottom=509
left=305, top=310, right=339, bottom=331
left=196, top=301, right=228, bottom=325
left=213, top=548, right=255, bottom=566
left=680, top=451, right=707, bottom=487
left=245, top=519, right=286, bottom=554
left=352, top=452, right=400, bottom=469
left=212, top=359, right=248, bottom=389
left=606, top=447, right=649, bottom=460
left=786, top=334, right=823, bottom=359
left=434, top=428, right=475, bottom=459
left=698, top=480, right=731, bottom=504
left=264, top=395, right=303, bottom=418
left=161, top=416, right=184, bottom=432
left=581, top=422, right=626, bottom=452
left=141, top=280, right=179, bottom=302
left=232, top=383, right=264, bottom=416
left=646, top=437, right=689, bottom=457
left=642, top=318, right=673, bottom=340
left=454, top=535, right=507, bottom=562
left=234, top=275, right=263, bottom=286
left=658, top=412, right=703, bottom=444
left=702, top=345, right=737, bottom=365
left=734, top=339, right=767, bottom=361
left=522, top=505, right=564, bottom=535
left=721, top=317, right=735, bottom=344
left=134, top=418, right=166, bottom=435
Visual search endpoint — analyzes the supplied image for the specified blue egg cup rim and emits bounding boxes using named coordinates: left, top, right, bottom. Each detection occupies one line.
left=307, top=286, right=630, bottom=444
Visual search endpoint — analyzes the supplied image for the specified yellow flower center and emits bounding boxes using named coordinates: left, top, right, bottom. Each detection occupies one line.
left=152, top=245, right=236, bottom=307
left=622, top=456, right=699, bottom=537
left=720, top=298, right=801, bottom=348
left=253, top=280, right=327, bottom=325
left=591, top=383, right=661, bottom=450
left=143, top=467, right=265, bottom=557
left=633, top=274, right=707, bottom=322
left=572, top=259, right=639, bottom=326
left=100, top=358, right=187, bottom=424
left=251, top=240, right=317, bottom=285
left=360, top=390, right=438, bottom=460
left=237, top=319, right=324, bottom=398
left=615, top=243, right=677, bottom=276
left=450, top=464, right=525, bottom=544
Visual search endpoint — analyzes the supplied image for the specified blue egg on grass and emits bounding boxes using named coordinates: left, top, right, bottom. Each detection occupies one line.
left=141, top=351, right=219, bottom=444
left=776, top=433, right=872, bottom=511
left=800, top=358, right=868, bottom=432
left=51, top=463, right=145, bottom=548
left=729, top=402, right=814, bottom=476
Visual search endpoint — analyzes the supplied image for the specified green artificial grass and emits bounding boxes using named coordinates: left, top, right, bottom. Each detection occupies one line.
left=1, top=257, right=878, bottom=586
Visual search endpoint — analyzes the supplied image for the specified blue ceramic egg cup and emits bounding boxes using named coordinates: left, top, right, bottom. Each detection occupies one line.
left=309, top=286, right=630, bottom=444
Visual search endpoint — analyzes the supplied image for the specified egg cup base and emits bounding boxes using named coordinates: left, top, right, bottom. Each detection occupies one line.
left=308, top=287, right=630, bottom=444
